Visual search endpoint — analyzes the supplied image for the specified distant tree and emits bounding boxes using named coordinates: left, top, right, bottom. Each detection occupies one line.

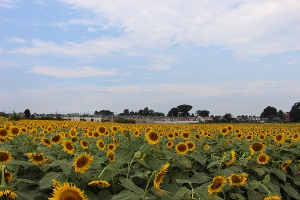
left=278, top=110, right=284, bottom=120
left=94, top=110, right=114, bottom=116
left=24, top=109, right=31, bottom=118
left=195, top=110, right=210, bottom=117
left=223, top=113, right=233, bottom=122
left=10, top=112, right=21, bottom=121
left=30, top=114, right=35, bottom=119
left=260, top=106, right=278, bottom=120
left=290, top=102, right=300, bottom=122
left=0, top=112, right=9, bottom=118
left=138, top=109, right=144, bottom=116
left=177, top=104, right=192, bottom=117
left=167, top=107, right=178, bottom=117
left=122, top=109, right=130, bottom=116
left=213, top=115, right=222, bottom=122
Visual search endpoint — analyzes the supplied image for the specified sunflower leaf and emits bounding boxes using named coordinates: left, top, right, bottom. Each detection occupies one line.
left=207, top=161, right=220, bottom=169
left=281, top=183, right=300, bottom=200
left=39, top=172, right=67, bottom=190
left=119, top=177, right=144, bottom=195
left=111, top=190, right=141, bottom=200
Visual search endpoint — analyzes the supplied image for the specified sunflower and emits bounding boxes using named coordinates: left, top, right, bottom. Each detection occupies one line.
left=0, top=189, right=18, bottom=199
left=87, top=131, right=93, bottom=138
left=111, top=125, right=119, bottom=133
left=186, top=141, right=196, bottom=151
left=113, top=138, right=119, bottom=146
left=154, top=162, right=170, bottom=189
left=145, top=131, right=159, bottom=145
left=21, top=127, right=27, bottom=134
left=80, top=140, right=89, bottom=149
left=107, top=143, right=116, bottom=151
left=258, top=134, right=266, bottom=141
left=281, top=160, right=292, bottom=171
left=106, top=151, right=115, bottom=162
left=220, top=127, right=228, bottom=136
left=204, top=144, right=210, bottom=150
left=228, top=173, right=247, bottom=186
left=175, top=142, right=188, bottom=155
left=96, top=139, right=106, bottom=150
left=97, top=126, right=106, bottom=135
left=49, top=182, right=87, bottom=200
left=28, top=153, right=48, bottom=165
left=140, top=153, right=146, bottom=161
left=52, top=179, right=62, bottom=189
left=88, top=180, right=110, bottom=188
left=249, top=142, right=265, bottom=154
left=246, top=134, right=253, bottom=141
left=93, top=131, right=100, bottom=138
left=0, top=150, right=12, bottom=165
left=0, top=167, right=13, bottom=183
left=237, top=133, right=243, bottom=140
left=293, top=133, right=300, bottom=142
left=0, top=128, right=8, bottom=139
left=42, top=138, right=52, bottom=147
left=257, top=153, right=269, bottom=165
left=263, top=195, right=281, bottom=200
left=51, top=134, right=63, bottom=144
left=69, top=129, right=77, bottom=138
left=10, top=126, right=20, bottom=137
left=167, top=132, right=175, bottom=140
left=180, top=132, right=191, bottom=140
left=73, top=153, right=93, bottom=173
left=207, top=176, right=227, bottom=195
left=194, top=133, right=201, bottom=140
left=62, top=140, right=75, bottom=154
left=166, top=141, right=174, bottom=149
left=227, top=125, right=233, bottom=132
left=224, top=151, right=236, bottom=166
left=274, top=133, right=285, bottom=144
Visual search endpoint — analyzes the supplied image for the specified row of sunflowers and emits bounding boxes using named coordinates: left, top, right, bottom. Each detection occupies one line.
left=0, top=116, right=300, bottom=200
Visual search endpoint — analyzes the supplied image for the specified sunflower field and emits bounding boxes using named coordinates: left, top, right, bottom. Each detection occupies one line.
left=1, top=116, right=300, bottom=200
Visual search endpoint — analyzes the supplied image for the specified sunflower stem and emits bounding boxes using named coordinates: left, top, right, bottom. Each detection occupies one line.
left=127, top=156, right=135, bottom=179
left=98, top=166, right=107, bottom=179
left=143, top=171, right=156, bottom=200
left=0, top=165, right=7, bottom=188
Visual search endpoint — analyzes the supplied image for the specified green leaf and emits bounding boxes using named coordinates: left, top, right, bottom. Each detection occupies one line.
left=207, top=161, right=220, bottom=169
left=253, top=167, right=265, bottom=176
left=111, top=190, right=141, bottom=200
left=188, top=172, right=211, bottom=184
left=39, top=172, right=67, bottom=190
left=239, top=158, right=248, bottom=166
left=190, top=150, right=206, bottom=164
left=119, top=177, right=144, bottom=195
left=60, top=161, right=73, bottom=176
left=273, top=169, right=286, bottom=182
left=293, top=175, right=300, bottom=186
left=263, top=174, right=270, bottom=184
left=249, top=180, right=262, bottom=191
left=176, top=179, right=192, bottom=185
left=151, top=188, right=173, bottom=200
left=289, top=163, right=299, bottom=176
left=247, top=190, right=264, bottom=200
left=281, top=183, right=300, bottom=200
left=173, top=186, right=191, bottom=200
left=105, top=163, right=120, bottom=171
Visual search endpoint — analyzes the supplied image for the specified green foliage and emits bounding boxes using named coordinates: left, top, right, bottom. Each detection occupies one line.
left=290, top=102, right=300, bottom=122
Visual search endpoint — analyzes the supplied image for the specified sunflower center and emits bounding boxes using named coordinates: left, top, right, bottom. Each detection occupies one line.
left=66, top=142, right=73, bottom=150
left=52, top=135, right=61, bottom=142
left=178, top=144, right=187, bottom=152
left=98, top=141, right=104, bottom=148
left=259, top=155, right=267, bottom=162
left=98, top=127, right=106, bottom=134
left=0, top=129, right=8, bottom=136
left=11, top=128, right=19, bottom=135
left=211, top=181, right=222, bottom=190
left=231, top=175, right=241, bottom=183
left=33, top=155, right=44, bottom=161
left=0, top=152, right=9, bottom=161
left=76, top=156, right=88, bottom=168
left=252, top=143, right=263, bottom=151
left=149, top=132, right=158, bottom=141
left=276, top=134, right=283, bottom=141
left=61, top=190, right=85, bottom=200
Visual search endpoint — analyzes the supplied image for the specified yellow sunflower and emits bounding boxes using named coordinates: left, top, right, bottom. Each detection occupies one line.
left=80, top=140, right=89, bottom=149
left=175, top=142, right=188, bottom=155
left=0, top=189, right=18, bottom=199
left=228, top=173, right=247, bottom=186
left=49, top=182, right=87, bottom=200
left=180, top=132, right=191, bottom=140
left=140, top=153, right=146, bottom=161
left=154, top=162, right=170, bottom=189
left=249, top=142, right=265, bottom=154
left=42, top=138, right=52, bottom=147
left=28, top=153, right=48, bottom=165
left=10, top=126, right=20, bottom=137
left=73, top=153, right=93, bottom=173
left=97, top=126, right=106, bottom=135
left=69, top=129, right=77, bottom=138
left=88, top=180, right=110, bottom=188
left=220, top=127, right=228, bottom=136
left=167, top=132, right=175, bottom=140
left=113, top=138, right=119, bottom=146
left=0, top=167, right=13, bottom=183
left=0, top=128, right=8, bottom=139
left=204, top=144, right=210, bottom=150
left=0, top=150, right=13, bottom=165
left=107, top=143, right=116, bottom=151
left=62, top=140, right=75, bottom=154
left=106, top=151, right=115, bottom=162
left=281, top=160, right=292, bottom=171
left=263, top=195, right=281, bottom=200
left=293, top=133, right=300, bottom=142
left=166, top=141, right=174, bottom=149
left=145, top=131, right=159, bottom=145
left=224, top=151, right=236, bottom=166
left=274, top=133, right=285, bottom=144
left=257, top=153, right=269, bottom=165
left=207, top=176, right=227, bottom=194
left=186, top=141, right=196, bottom=151
left=51, top=134, right=63, bottom=144
left=96, top=139, right=106, bottom=150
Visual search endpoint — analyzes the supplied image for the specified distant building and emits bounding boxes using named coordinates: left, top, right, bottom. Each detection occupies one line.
left=284, top=112, right=290, bottom=122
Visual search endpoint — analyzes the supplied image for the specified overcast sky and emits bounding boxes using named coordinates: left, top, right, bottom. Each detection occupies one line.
left=1, top=0, right=300, bottom=116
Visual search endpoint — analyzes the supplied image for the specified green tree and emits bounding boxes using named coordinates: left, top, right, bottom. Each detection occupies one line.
left=24, top=109, right=31, bottom=118
left=223, top=113, right=233, bottom=122
left=10, top=112, right=21, bottom=121
left=278, top=110, right=284, bottom=120
left=94, top=110, right=114, bottom=116
left=290, top=102, right=300, bottom=122
left=260, top=106, right=278, bottom=120
left=167, top=107, right=178, bottom=117
left=195, top=110, right=210, bottom=117
left=177, top=104, right=192, bottom=117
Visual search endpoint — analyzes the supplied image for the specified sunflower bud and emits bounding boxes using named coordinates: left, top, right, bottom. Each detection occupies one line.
left=134, top=151, right=142, bottom=159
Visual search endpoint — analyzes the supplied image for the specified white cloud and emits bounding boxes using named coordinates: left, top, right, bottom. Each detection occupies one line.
left=87, top=27, right=97, bottom=32
left=0, top=0, right=16, bottom=9
left=6, top=37, right=28, bottom=43
left=29, top=65, right=119, bottom=78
